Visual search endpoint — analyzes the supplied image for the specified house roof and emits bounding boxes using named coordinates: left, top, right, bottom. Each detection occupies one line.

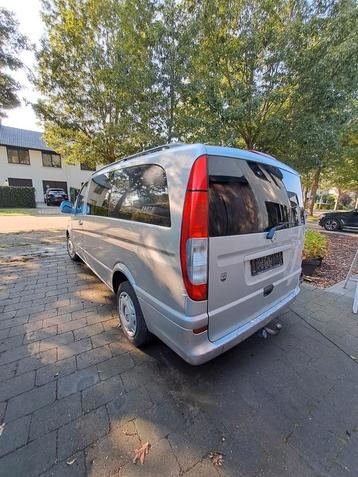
left=0, top=125, right=53, bottom=152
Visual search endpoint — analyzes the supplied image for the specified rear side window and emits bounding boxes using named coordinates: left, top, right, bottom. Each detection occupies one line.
left=109, top=164, right=171, bottom=227
left=208, top=156, right=304, bottom=237
left=87, top=173, right=111, bottom=216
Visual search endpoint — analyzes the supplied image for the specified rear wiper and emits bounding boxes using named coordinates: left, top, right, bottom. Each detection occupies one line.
left=266, top=222, right=290, bottom=240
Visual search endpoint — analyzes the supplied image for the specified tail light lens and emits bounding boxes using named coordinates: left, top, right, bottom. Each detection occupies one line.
left=180, top=155, right=208, bottom=301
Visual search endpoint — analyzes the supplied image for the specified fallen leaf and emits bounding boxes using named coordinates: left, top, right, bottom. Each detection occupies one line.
left=350, top=355, right=357, bottom=361
left=66, top=457, right=77, bottom=466
left=0, top=423, right=5, bottom=437
left=133, top=442, right=151, bottom=465
left=210, top=451, right=224, bottom=467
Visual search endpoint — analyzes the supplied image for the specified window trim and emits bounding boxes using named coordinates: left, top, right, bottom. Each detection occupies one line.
left=42, top=151, right=61, bottom=168
left=6, top=146, right=31, bottom=165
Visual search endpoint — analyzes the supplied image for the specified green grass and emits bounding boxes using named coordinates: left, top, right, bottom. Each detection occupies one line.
left=0, top=208, right=40, bottom=216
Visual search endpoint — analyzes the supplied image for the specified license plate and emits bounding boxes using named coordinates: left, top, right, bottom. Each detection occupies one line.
left=251, top=252, right=283, bottom=276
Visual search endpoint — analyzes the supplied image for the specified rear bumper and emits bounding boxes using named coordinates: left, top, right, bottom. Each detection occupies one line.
left=139, top=285, right=300, bottom=365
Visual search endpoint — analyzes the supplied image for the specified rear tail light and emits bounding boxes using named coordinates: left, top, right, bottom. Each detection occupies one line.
left=180, top=155, right=208, bottom=301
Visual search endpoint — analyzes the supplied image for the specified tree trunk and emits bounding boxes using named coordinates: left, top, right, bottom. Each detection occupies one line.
left=309, top=167, right=321, bottom=216
left=334, top=188, right=342, bottom=211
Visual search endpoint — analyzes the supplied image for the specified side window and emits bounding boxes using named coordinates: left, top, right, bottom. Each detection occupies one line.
left=87, top=173, right=111, bottom=217
left=109, top=164, right=171, bottom=227
left=74, top=182, right=89, bottom=215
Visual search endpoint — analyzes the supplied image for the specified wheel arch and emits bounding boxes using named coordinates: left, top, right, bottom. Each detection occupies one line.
left=112, top=263, right=136, bottom=294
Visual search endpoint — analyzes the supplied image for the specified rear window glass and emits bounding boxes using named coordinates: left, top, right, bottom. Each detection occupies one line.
left=208, top=156, right=304, bottom=237
left=109, top=164, right=171, bottom=227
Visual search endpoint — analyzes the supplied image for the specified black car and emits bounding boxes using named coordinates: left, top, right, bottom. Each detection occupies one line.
left=44, top=188, right=68, bottom=206
left=319, top=208, right=358, bottom=231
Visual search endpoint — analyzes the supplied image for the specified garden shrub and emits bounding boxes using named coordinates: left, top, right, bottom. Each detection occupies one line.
left=0, top=186, right=36, bottom=208
left=303, top=229, right=327, bottom=261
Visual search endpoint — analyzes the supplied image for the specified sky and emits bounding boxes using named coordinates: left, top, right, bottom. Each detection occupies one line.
left=1, top=0, right=44, bottom=131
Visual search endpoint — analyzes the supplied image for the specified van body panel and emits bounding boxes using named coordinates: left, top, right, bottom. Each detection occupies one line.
left=65, top=143, right=304, bottom=365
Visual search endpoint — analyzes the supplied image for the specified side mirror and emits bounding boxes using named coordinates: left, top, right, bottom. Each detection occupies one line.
left=60, top=200, right=74, bottom=214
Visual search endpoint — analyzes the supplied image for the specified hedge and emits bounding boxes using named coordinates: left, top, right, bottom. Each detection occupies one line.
left=0, top=186, right=36, bottom=208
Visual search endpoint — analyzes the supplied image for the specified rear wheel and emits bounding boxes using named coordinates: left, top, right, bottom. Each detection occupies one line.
left=67, top=234, right=81, bottom=261
left=323, top=218, right=340, bottom=231
left=117, top=281, right=150, bottom=347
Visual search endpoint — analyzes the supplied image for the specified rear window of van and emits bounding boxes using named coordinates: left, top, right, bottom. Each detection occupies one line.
left=208, top=156, right=304, bottom=237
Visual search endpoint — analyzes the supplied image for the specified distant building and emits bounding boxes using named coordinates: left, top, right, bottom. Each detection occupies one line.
left=0, top=125, right=96, bottom=204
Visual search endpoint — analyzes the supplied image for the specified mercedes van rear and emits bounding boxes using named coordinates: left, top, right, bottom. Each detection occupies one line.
left=63, top=144, right=304, bottom=365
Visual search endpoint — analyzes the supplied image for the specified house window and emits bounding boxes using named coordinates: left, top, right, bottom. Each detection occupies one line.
left=80, top=162, right=96, bottom=171
left=42, top=152, right=61, bottom=168
left=8, top=178, right=33, bottom=187
left=7, top=147, right=30, bottom=165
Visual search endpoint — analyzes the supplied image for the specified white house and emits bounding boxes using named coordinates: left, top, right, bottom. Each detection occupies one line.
left=0, top=125, right=96, bottom=204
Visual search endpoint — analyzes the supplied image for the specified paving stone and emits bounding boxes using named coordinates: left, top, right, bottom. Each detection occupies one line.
left=121, top=364, right=159, bottom=392
left=96, top=353, right=135, bottom=380
left=58, top=366, right=99, bottom=399
left=56, top=338, right=92, bottom=360
left=73, top=323, right=103, bottom=341
left=16, top=348, right=57, bottom=375
left=58, top=317, right=87, bottom=334
left=0, top=402, right=6, bottom=422
left=0, top=342, right=39, bottom=366
left=30, top=393, right=82, bottom=439
left=23, top=325, right=58, bottom=344
left=0, top=414, right=31, bottom=457
left=5, top=382, right=56, bottom=422
left=0, top=334, right=24, bottom=353
left=40, top=451, right=86, bottom=477
left=9, top=320, right=45, bottom=337
left=76, top=345, right=112, bottom=369
left=91, top=329, right=121, bottom=347
left=181, top=459, right=219, bottom=477
left=168, top=413, right=221, bottom=472
left=135, top=399, right=194, bottom=445
left=0, top=316, right=28, bottom=331
left=0, top=361, right=17, bottom=381
left=121, top=438, right=181, bottom=477
left=0, top=371, right=35, bottom=401
left=36, top=356, right=76, bottom=386
left=85, top=421, right=139, bottom=477
left=0, top=329, right=9, bottom=340
left=39, top=331, right=74, bottom=352
left=82, top=375, right=124, bottom=412
left=58, top=406, right=109, bottom=460
left=106, top=386, right=153, bottom=429
left=0, top=431, right=56, bottom=477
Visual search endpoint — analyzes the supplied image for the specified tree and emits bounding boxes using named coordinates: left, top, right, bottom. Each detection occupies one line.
left=35, top=0, right=158, bottom=166
left=0, top=8, right=28, bottom=117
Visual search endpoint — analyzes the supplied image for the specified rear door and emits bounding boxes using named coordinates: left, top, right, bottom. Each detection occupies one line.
left=71, top=182, right=89, bottom=255
left=207, top=156, right=304, bottom=342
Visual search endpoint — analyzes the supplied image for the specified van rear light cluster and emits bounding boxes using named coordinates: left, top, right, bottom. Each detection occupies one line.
left=180, top=155, right=208, bottom=301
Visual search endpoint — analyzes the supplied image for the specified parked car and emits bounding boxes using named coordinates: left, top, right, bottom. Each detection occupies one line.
left=44, top=188, right=68, bottom=206
left=60, top=143, right=305, bottom=364
left=318, top=209, right=358, bottom=231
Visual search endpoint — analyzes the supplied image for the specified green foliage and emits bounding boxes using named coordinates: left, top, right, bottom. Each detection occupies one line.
left=0, top=8, right=28, bottom=116
left=34, top=0, right=358, bottom=178
left=303, top=230, right=327, bottom=261
left=0, top=186, right=36, bottom=208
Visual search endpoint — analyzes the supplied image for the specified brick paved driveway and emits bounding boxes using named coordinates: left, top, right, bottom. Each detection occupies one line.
left=0, top=234, right=357, bottom=476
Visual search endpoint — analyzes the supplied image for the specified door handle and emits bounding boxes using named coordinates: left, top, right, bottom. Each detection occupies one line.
left=78, top=219, right=83, bottom=225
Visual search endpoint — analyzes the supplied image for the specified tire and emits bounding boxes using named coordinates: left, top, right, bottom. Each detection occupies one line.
left=67, top=234, right=81, bottom=261
left=323, top=218, right=340, bottom=231
left=117, top=281, right=150, bottom=347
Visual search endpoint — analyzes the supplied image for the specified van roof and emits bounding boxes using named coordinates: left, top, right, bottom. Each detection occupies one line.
left=95, top=143, right=299, bottom=176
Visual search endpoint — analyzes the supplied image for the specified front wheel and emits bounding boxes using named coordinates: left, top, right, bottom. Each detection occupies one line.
left=117, top=281, right=150, bottom=347
left=67, top=234, right=81, bottom=261
left=323, top=218, right=340, bottom=231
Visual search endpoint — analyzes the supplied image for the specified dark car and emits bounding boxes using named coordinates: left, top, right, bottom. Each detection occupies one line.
left=44, top=188, right=68, bottom=206
left=319, top=209, right=358, bottom=231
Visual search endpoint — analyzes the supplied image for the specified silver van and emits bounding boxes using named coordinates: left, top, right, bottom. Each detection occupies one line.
left=61, top=144, right=304, bottom=364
